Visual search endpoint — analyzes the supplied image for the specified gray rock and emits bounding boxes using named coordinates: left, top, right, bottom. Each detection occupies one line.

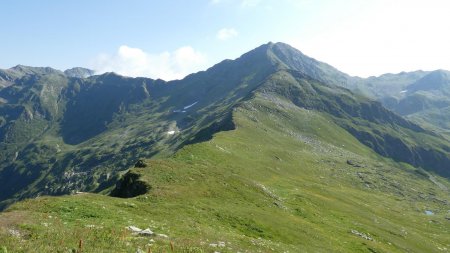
left=139, top=228, right=154, bottom=236
left=350, top=229, right=373, bottom=241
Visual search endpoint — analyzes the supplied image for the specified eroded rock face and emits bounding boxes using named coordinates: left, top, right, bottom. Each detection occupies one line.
left=110, top=171, right=150, bottom=198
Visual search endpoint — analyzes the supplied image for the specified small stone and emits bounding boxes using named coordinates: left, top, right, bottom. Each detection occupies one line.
left=347, top=160, right=361, bottom=167
left=350, top=229, right=373, bottom=241
left=139, top=228, right=154, bottom=236
left=157, top=233, right=169, bottom=238
left=127, top=226, right=142, bottom=233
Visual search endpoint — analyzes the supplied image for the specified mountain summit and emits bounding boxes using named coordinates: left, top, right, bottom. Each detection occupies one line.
left=267, top=42, right=354, bottom=86
left=64, top=67, right=95, bottom=78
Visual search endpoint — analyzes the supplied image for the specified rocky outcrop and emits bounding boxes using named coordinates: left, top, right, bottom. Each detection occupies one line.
left=110, top=170, right=150, bottom=198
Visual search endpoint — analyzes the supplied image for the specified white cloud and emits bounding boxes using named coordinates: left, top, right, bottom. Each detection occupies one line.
left=91, top=45, right=207, bottom=80
left=216, top=28, right=238, bottom=41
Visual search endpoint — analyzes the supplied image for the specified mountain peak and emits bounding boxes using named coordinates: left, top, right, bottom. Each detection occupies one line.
left=407, top=69, right=450, bottom=92
left=261, top=42, right=353, bottom=87
left=64, top=67, right=95, bottom=78
left=9, top=65, right=63, bottom=76
left=429, top=69, right=450, bottom=78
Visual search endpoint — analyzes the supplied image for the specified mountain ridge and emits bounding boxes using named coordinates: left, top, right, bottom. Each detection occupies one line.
left=0, top=42, right=450, bottom=252
left=0, top=42, right=449, bottom=206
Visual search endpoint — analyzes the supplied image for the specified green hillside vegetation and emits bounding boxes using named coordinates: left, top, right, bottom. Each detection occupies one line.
left=408, top=107, right=450, bottom=138
left=0, top=42, right=450, bottom=252
left=260, top=70, right=450, bottom=177
left=1, top=90, right=449, bottom=252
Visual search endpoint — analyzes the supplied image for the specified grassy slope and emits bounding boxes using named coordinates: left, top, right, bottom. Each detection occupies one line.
left=262, top=70, right=450, bottom=178
left=1, top=94, right=449, bottom=253
left=408, top=106, right=450, bottom=140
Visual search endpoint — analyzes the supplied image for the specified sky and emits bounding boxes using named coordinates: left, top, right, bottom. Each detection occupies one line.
left=1, top=0, right=450, bottom=80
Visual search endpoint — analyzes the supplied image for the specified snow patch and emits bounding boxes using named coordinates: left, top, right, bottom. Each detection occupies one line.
left=400, top=90, right=408, bottom=93
left=167, top=131, right=176, bottom=135
left=183, top=101, right=198, bottom=110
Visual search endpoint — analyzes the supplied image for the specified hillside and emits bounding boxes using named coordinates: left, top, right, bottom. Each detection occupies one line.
left=0, top=42, right=449, bottom=252
left=1, top=79, right=449, bottom=252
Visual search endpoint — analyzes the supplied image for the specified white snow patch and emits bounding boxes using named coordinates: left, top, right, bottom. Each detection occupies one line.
left=400, top=90, right=408, bottom=93
left=183, top=101, right=198, bottom=110
left=167, top=131, right=176, bottom=135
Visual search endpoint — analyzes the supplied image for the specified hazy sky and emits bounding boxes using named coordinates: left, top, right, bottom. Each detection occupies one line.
left=1, top=0, right=450, bottom=80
